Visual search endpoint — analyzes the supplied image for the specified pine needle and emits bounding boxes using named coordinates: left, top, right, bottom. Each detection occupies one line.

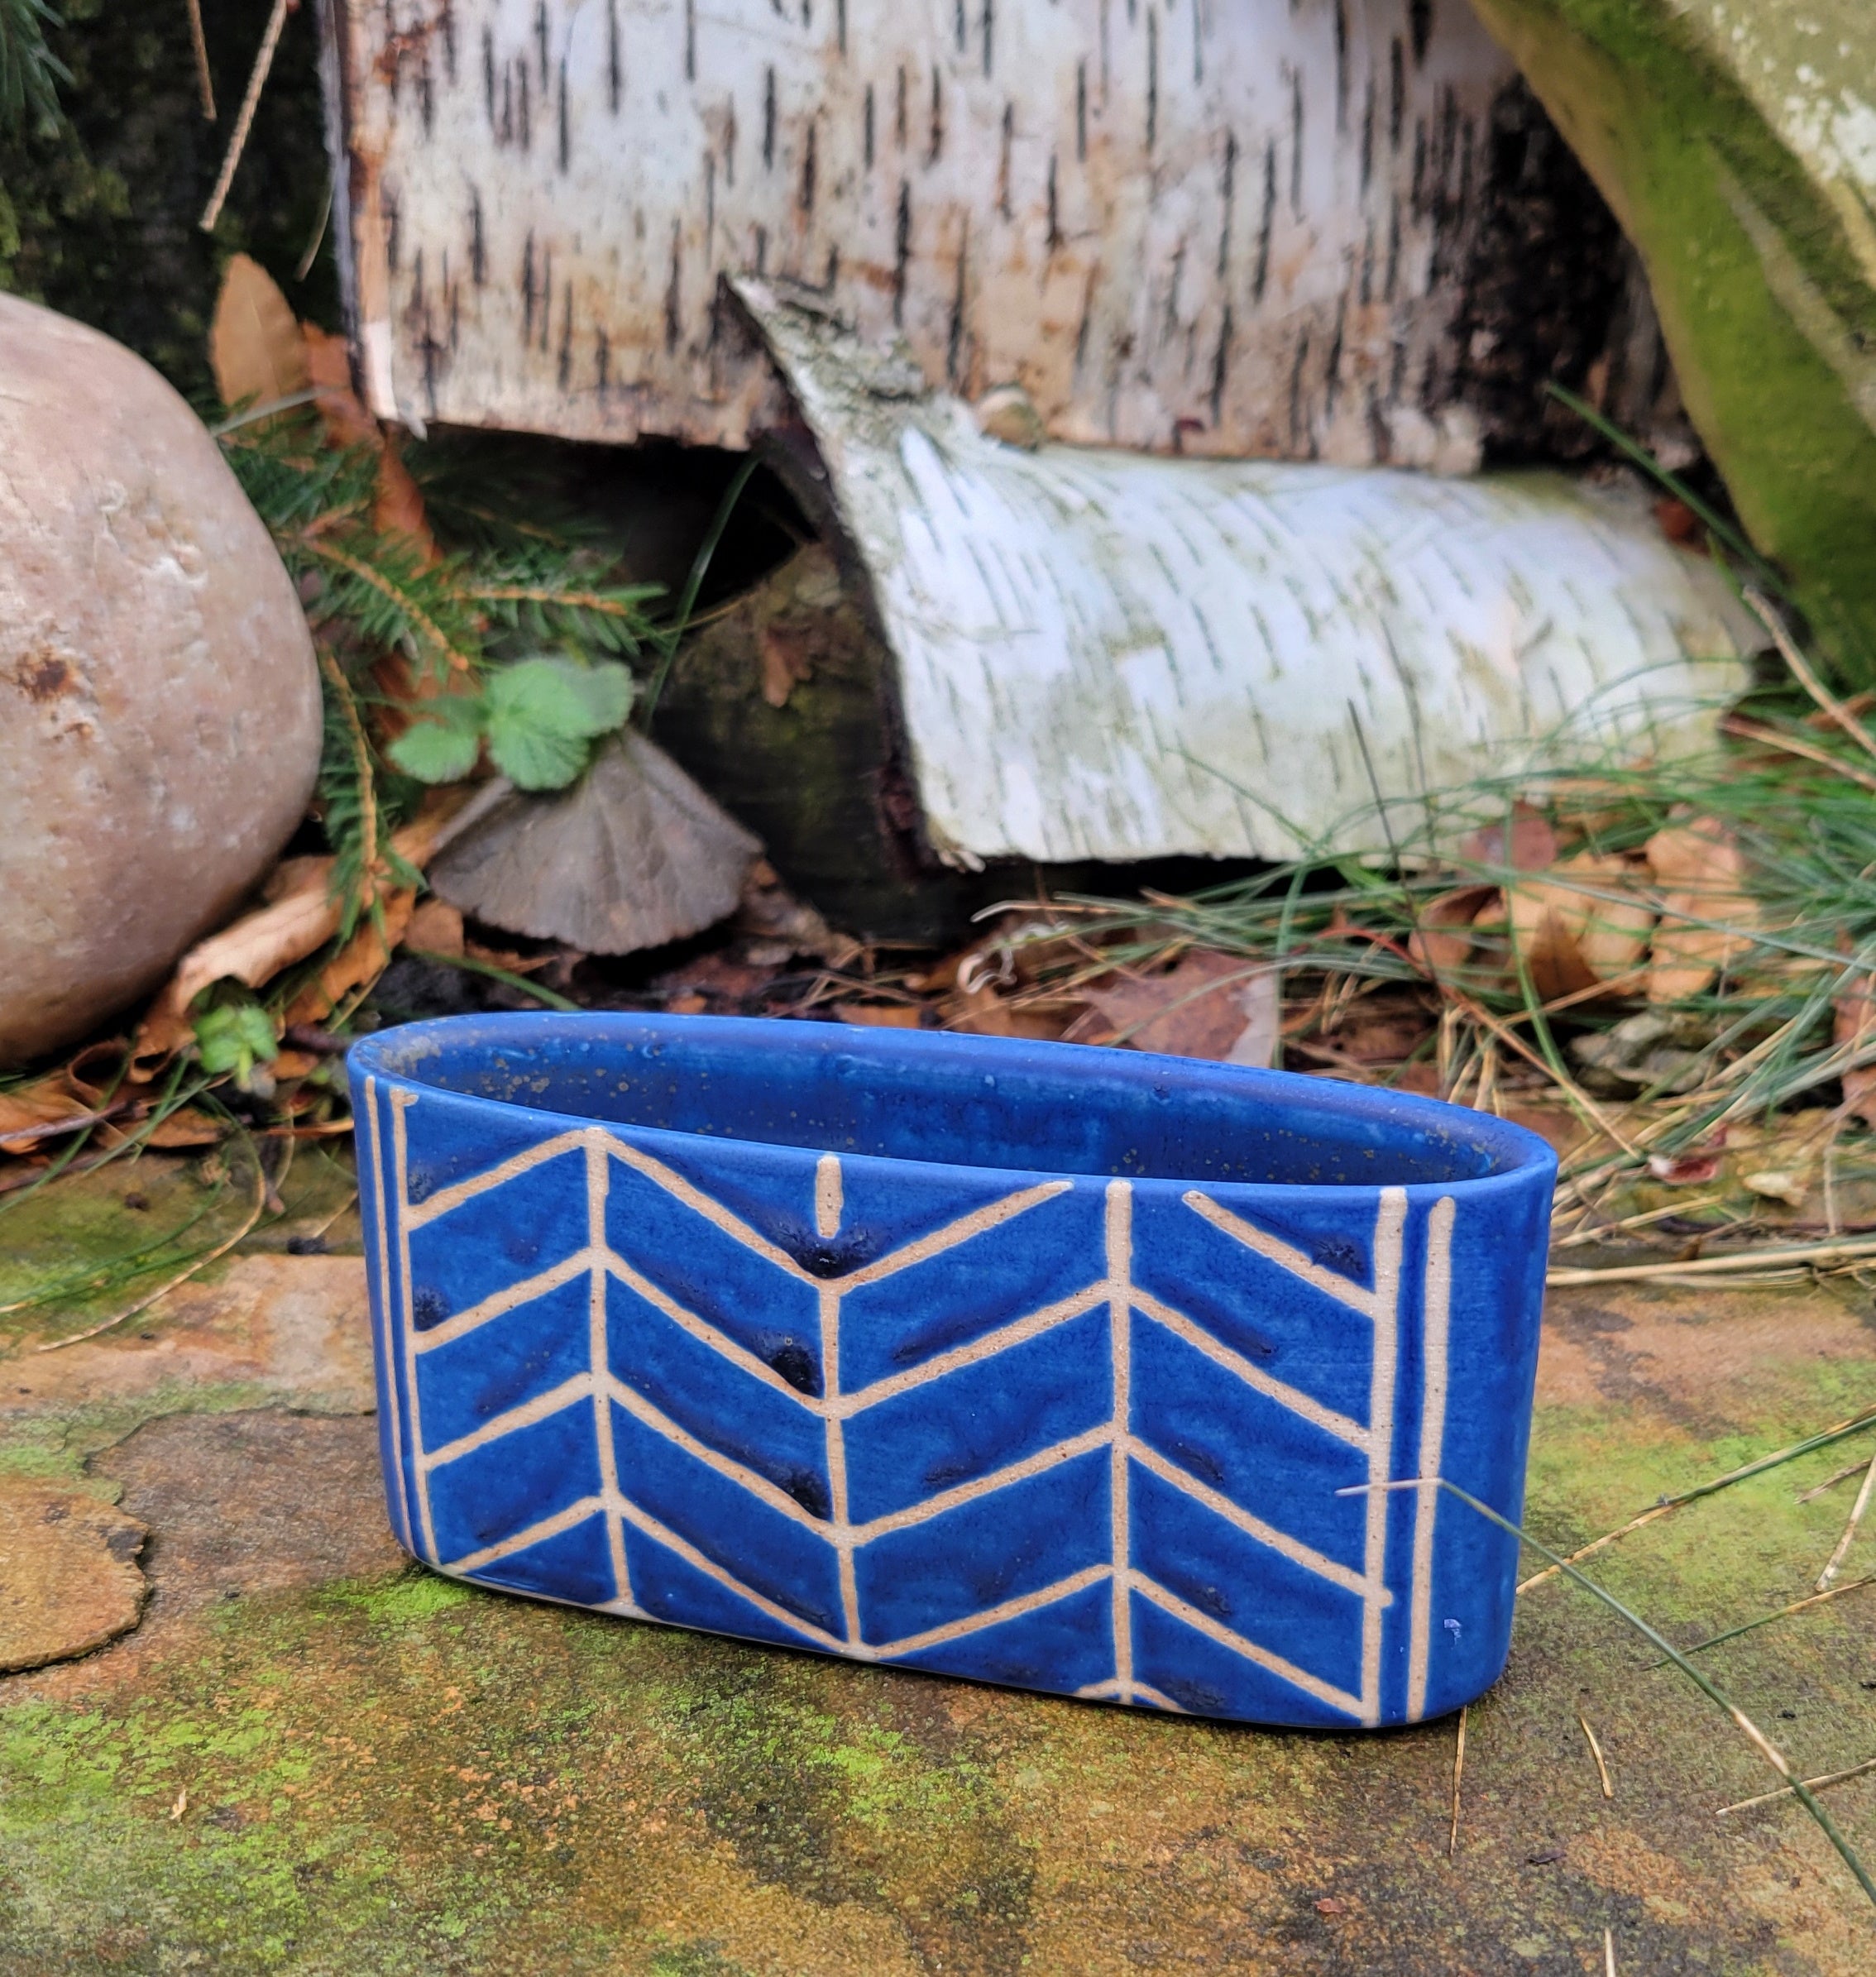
left=1448, top=1704, right=1467, bottom=1859
left=1719, top=1754, right=1876, bottom=1819
left=1649, top=1574, right=1876, bottom=1665
left=1517, top=1404, right=1876, bottom=1592
left=1816, top=1454, right=1876, bottom=1592
left=1578, top=1714, right=1615, bottom=1799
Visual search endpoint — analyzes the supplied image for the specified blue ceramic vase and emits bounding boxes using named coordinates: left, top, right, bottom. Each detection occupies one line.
left=348, top=1013, right=1554, bottom=1727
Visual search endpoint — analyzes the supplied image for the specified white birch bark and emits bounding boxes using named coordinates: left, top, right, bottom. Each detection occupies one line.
left=736, top=279, right=1751, bottom=868
left=326, top=0, right=1602, bottom=464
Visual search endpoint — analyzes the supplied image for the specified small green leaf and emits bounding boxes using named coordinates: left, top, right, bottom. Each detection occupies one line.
left=486, top=720, right=592, bottom=792
left=482, top=658, right=634, bottom=789
left=386, top=701, right=485, bottom=784
left=193, top=998, right=280, bottom=1081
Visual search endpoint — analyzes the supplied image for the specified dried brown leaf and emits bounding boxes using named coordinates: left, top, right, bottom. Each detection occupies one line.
left=285, top=890, right=417, bottom=1028
left=209, top=253, right=309, bottom=411
left=1835, top=965, right=1876, bottom=1128
left=1462, top=800, right=1558, bottom=875
left=1409, top=884, right=1496, bottom=977
left=1508, top=853, right=1654, bottom=1003
left=0, top=1076, right=101, bottom=1153
left=1082, top=950, right=1279, bottom=1063
left=1644, top=819, right=1757, bottom=1003
left=402, top=897, right=465, bottom=958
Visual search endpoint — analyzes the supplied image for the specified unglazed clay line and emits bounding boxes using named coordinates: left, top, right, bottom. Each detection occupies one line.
left=1127, top=1438, right=1385, bottom=1603
left=443, top=1494, right=607, bottom=1575
left=402, top=1126, right=591, bottom=1228
left=599, top=1131, right=820, bottom=1280
left=422, top=1371, right=595, bottom=1472
left=1077, top=1676, right=1189, bottom=1713
left=1407, top=1194, right=1457, bottom=1722
left=411, top=1250, right=593, bottom=1353
left=1108, top=1180, right=1135, bottom=1702
left=1182, top=1189, right=1393, bottom=1322
left=873, top=1564, right=1116, bottom=1659
left=1129, top=1290, right=1371, bottom=1452
left=588, top=1137, right=633, bottom=1608
left=821, top=1281, right=861, bottom=1645
left=1359, top=1187, right=1408, bottom=1726
left=602, top=1252, right=830, bottom=1412
left=815, top=1153, right=843, bottom=1239
left=614, top=1495, right=850, bottom=1653
left=362, top=1078, right=412, bottom=1553
left=391, top=1089, right=439, bottom=1563
left=840, top=1180, right=1076, bottom=1287
left=1129, top=1573, right=1366, bottom=1721
left=832, top=1282, right=1110, bottom=1417
left=849, top=1424, right=1115, bottom=1542
left=603, top=1375, right=829, bottom=1533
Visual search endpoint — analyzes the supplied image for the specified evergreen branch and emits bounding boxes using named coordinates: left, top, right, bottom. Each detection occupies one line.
left=315, top=645, right=379, bottom=933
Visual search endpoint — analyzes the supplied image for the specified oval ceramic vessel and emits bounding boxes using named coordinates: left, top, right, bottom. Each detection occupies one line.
left=349, top=1014, right=1554, bottom=1728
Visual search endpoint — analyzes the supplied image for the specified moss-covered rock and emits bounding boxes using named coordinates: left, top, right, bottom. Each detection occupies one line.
left=1469, top=0, right=1876, bottom=681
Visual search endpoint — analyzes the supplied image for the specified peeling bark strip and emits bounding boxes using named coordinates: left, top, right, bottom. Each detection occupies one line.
left=733, top=282, right=1749, bottom=870
left=327, top=0, right=1647, bottom=459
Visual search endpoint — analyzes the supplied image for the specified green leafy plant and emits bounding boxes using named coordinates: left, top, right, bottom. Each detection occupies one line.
left=0, top=0, right=67, bottom=141
left=191, top=996, right=279, bottom=1094
left=217, top=409, right=663, bottom=912
left=388, top=652, right=635, bottom=791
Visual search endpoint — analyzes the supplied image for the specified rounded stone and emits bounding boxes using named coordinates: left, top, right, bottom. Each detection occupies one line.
left=0, top=294, right=323, bottom=1067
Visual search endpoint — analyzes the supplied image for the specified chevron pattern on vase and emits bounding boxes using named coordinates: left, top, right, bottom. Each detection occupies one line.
left=361, top=1076, right=1462, bottom=1728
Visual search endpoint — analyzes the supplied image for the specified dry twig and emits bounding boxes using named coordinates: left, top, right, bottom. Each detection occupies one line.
left=1448, top=1704, right=1467, bottom=1859
left=1518, top=1404, right=1876, bottom=1592
left=1816, top=1454, right=1876, bottom=1592
left=1578, top=1714, right=1615, bottom=1799
left=1718, top=1754, right=1876, bottom=1818
left=199, top=0, right=290, bottom=232
left=32, top=1155, right=268, bottom=1352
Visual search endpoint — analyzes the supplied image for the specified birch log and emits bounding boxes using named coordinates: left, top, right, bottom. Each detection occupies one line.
left=323, top=0, right=1681, bottom=465
left=1467, top=0, right=1876, bottom=679
left=725, top=280, right=1750, bottom=871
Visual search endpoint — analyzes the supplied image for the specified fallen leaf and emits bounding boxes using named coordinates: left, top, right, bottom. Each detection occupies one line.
left=1835, top=961, right=1876, bottom=1128
left=285, top=889, right=418, bottom=1028
left=1644, top=818, right=1758, bottom=1002
left=1653, top=497, right=1702, bottom=548
left=402, top=896, right=465, bottom=958
left=1508, top=853, right=1654, bottom=1003
left=1314, top=1897, right=1347, bottom=1917
left=759, top=624, right=816, bottom=709
left=1742, top=1170, right=1807, bottom=1209
left=302, top=323, right=380, bottom=448
left=141, top=1107, right=227, bottom=1151
left=1083, top=952, right=1279, bottom=1064
left=1462, top=801, right=1558, bottom=875
left=942, top=983, right=1081, bottom=1041
left=209, top=252, right=309, bottom=411
left=1409, top=884, right=1496, bottom=977
left=0, top=1076, right=103, bottom=1153
left=1647, top=1143, right=1726, bottom=1187
left=132, top=793, right=475, bottom=1066
left=133, top=869, right=338, bottom=1067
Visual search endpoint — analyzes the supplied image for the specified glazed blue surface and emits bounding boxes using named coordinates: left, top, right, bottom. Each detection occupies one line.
left=349, top=1013, right=1554, bottom=1728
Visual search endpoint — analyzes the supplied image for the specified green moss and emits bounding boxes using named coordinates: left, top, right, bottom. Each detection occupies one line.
left=1470, top=0, right=1876, bottom=682
left=2, top=1334, right=1874, bottom=1969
